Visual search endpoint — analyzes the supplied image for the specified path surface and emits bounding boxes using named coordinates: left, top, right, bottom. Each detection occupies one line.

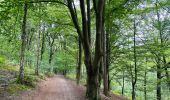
left=35, top=75, right=85, bottom=100
left=9, top=75, right=127, bottom=100
left=18, top=75, right=86, bottom=100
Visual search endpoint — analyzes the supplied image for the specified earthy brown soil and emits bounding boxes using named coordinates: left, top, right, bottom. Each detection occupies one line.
left=0, top=75, right=128, bottom=100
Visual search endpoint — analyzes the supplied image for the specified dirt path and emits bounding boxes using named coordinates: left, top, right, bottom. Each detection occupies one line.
left=34, top=75, right=85, bottom=100
left=17, top=75, right=86, bottom=100
left=8, top=75, right=127, bottom=100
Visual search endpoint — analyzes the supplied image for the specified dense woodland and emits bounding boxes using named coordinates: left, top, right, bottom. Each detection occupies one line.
left=0, top=0, right=170, bottom=100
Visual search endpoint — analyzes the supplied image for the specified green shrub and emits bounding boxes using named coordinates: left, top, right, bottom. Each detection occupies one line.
left=0, top=64, right=18, bottom=72
left=45, top=72, right=54, bottom=77
left=16, top=75, right=39, bottom=87
left=7, top=83, right=30, bottom=94
left=0, top=57, right=5, bottom=64
left=25, top=67, right=34, bottom=75
left=39, top=73, right=46, bottom=80
left=24, top=75, right=40, bottom=87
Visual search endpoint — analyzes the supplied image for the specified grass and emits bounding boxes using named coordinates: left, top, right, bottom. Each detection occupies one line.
left=0, top=64, right=18, bottom=72
left=66, top=73, right=86, bottom=85
left=6, top=83, right=30, bottom=94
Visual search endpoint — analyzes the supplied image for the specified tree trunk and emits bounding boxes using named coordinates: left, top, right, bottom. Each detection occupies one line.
left=106, top=26, right=111, bottom=92
left=47, top=34, right=55, bottom=73
left=19, top=2, right=28, bottom=83
left=131, top=19, right=137, bottom=100
left=86, top=68, right=100, bottom=100
left=49, top=46, right=53, bottom=72
left=157, top=63, right=161, bottom=100
left=155, top=2, right=162, bottom=99
left=40, top=27, right=46, bottom=61
left=132, top=83, right=136, bottom=100
left=122, top=70, right=125, bottom=96
left=35, top=22, right=41, bottom=76
left=76, top=37, right=82, bottom=85
left=67, top=0, right=106, bottom=99
left=144, top=69, right=147, bottom=100
left=103, top=30, right=109, bottom=96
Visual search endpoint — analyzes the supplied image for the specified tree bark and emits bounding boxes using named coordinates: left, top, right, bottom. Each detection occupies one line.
left=144, top=69, right=147, bottom=100
left=76, top=37, right=82, bottom=85
left=132, top=19, right=137, bottom=100
left=66, top=0, right=106, bottom=99
left=155, top=2, right=162, bottom=99
left=122, top=70, right=125, bottom=96
left=49, top=37, right=55, bottom=73
left=19, top=2, right=28, bottom=83
left=103, top=29, right=109, bottom=96
left=40, top=25, right=46, bottom=61
left=157, top=62, right=161, bottom=100
left=35, top=22, right=41, bottom=76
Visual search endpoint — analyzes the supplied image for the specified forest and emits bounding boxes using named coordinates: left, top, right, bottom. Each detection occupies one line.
left=0, top=0, right=170, bottom=100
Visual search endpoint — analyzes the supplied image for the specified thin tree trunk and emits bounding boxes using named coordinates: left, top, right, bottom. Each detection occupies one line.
left=103, top=30, right=109, bottom=96
left=157, top=63, right=161, bottom=100
left=35, top=26, right=41, bottom=75
left=49, top=46, right=53, bottom=72
left=155, top=1, right=162, bottom=99
left=122, top=70, right=125, bottom=96
left=144, top=69, right=147, bottom=100
left=132, top=19, right=137, bottom=100
left=106, top=25, right=111, bottom=92
left=76, top=37, right=82, bottom=85
left=19, top=2, right=28, bottom=83
left=40, top=27, right=46, bottom=61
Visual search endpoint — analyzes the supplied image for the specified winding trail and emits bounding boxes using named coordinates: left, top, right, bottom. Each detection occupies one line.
left=12, top=75, right=128, bottom=100
left=33, top=75, right=85, bottom=100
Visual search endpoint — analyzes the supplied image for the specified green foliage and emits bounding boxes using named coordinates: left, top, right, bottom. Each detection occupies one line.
left=16, top=74, right=39, bottom=88
left=39, top=73, right=46, bottom=80
left=0, top=57, right=5, bottom=64
left=45, top=72, right=54, bottom=78
left=6, top=83, right=30, bottom=94
left=0, top=64, right=18, bottom=72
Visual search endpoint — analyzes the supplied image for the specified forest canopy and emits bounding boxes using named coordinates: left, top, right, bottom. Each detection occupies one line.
left=0, top=0, right=170, bottom=100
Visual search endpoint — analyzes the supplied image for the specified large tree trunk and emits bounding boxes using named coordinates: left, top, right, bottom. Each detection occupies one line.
left=86, top=67, right=100, bottom=100
left=76, top=37, right=82, bottom=85
left=67, top=0, right=105, bottom=99
left=19, top=2, right=28, bottom=83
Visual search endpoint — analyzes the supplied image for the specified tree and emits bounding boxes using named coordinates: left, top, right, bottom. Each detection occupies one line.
left=19, top=2, right=28, bottom=83
left=66, top=0, right=106, bottom=99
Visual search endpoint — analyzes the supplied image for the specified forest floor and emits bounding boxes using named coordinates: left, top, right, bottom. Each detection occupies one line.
left=1, top=75, right=128, bottom=100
